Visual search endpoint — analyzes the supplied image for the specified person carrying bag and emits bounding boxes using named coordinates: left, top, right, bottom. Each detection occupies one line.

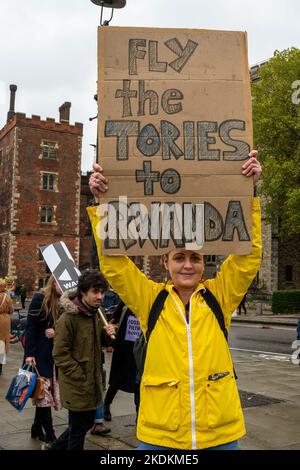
left=24, top=276, right=61, bottom=443
left=6, top=365, right=37, bottom=412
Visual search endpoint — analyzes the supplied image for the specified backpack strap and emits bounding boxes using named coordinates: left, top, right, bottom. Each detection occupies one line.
left=146, top=289, right=169, bottom=343
left=133, top=290, right=168, bottom=384
left=200, top=287, right=237, bottom=379
left=200, top=288, right=228, bottom=340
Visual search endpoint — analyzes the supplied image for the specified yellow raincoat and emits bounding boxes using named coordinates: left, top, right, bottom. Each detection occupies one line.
left=87, top=198, right=262, bottom=449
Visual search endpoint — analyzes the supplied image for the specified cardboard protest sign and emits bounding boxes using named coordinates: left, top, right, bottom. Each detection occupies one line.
left=97, top=26, right=253, bottom=255
left=40, top=242, right=81, bottom=292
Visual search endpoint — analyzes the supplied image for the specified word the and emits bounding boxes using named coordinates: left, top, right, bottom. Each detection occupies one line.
left=116, top=80, right=184, bottom=117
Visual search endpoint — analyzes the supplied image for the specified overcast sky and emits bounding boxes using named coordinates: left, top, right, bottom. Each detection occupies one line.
left=0, top=0, right=299, bottom=171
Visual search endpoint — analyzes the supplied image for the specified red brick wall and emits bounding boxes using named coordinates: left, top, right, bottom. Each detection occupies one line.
left=0, top=125, right=15, bottom=277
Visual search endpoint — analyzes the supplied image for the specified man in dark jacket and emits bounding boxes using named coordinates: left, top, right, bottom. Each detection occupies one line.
left=43, top=270, right=116, bottom=450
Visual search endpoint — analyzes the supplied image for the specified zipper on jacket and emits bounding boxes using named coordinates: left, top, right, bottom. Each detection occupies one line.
left=171, top=292, right=197, bottom=450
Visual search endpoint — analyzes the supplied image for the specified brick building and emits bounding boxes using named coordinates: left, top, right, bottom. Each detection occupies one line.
left=0, top=85, right=83, bottom=292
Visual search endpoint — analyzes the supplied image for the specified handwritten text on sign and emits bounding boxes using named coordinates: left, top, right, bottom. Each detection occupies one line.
left=97, top=27, right=253, bottom=255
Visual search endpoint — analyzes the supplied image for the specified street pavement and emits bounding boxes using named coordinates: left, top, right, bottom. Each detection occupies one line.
left=0, top=311, right=299, bottom=451
left=232, top=309, right=299, bottom=327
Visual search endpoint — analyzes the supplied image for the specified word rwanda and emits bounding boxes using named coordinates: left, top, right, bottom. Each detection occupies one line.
left=97, top=197, right=250, bottom=250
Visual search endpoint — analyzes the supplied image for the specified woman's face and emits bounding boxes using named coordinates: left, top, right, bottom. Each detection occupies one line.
left=164, top=249, right=205, bottom=291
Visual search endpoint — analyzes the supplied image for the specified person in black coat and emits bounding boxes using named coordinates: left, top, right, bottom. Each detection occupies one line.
left=103, top=302, right=141, bottom=421
left=25, top=276, right=61, bottom=443
left=20, top=285, right=27, bottom=309
left=237, top=292, right=247, bottom=315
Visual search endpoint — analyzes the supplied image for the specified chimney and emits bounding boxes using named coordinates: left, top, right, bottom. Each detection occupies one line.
left=59, top=102, right=71, bottom=123
left=7, top=84, right=17, bottom=123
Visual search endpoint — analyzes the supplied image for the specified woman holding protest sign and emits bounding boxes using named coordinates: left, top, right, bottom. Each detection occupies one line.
left=88, top=151, right=262, bottom=450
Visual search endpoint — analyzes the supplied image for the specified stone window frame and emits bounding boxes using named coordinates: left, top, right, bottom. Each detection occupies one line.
left=39, top=206, right=55, bottom=224
left=38, top=277, right=48, bottom=289
left=206, top=255, right=216, bottom=265
left=40, top=171, right=58, bottom=192
left=285, top=265, right=293, bottom=283
left=41, top=140, right=58, bottom=160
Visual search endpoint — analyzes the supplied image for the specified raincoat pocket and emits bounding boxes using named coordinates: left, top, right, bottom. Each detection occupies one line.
left=205, top=373, right=242, bottom=429
left=141, top=376, right=180, bottom=431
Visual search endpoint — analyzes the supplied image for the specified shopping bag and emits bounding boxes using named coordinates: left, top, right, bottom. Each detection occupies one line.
left=5, top=365, right=37, bottom=412
left=31, top=365, right=46, bottom=401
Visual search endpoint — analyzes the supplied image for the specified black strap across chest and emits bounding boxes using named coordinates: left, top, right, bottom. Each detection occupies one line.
left=146, top=290, right=169, bottom=342
left=146, top=287, right=228, bottom=340
left=145, top=287, right=236, bottom=379
left=199, top=288, right=228, bottom=340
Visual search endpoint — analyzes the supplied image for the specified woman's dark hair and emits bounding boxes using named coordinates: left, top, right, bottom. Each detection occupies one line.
left=77, top=269, right=109, bottom=297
